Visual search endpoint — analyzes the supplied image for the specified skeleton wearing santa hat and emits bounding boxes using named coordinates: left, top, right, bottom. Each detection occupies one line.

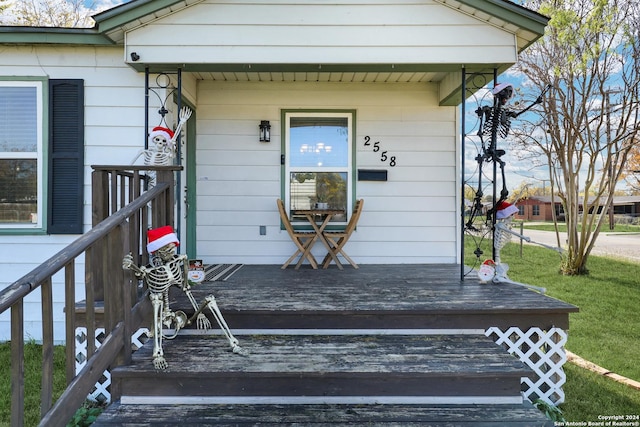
left=123, top=225, right=246, bottom=369
left=131, top=106, right=192, bottom=186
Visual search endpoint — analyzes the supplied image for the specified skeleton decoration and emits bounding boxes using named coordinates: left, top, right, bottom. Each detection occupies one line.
left=123, top=225, right=247, bottom=369
left=464, top=81, right=558, bottom=291
left=466, top=83, right=552, bottom=232
left=131, top=106, right=193, bottom=186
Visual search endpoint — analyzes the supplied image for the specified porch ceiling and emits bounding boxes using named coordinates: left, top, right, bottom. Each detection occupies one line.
left=188, top=70, right=449, bottom=83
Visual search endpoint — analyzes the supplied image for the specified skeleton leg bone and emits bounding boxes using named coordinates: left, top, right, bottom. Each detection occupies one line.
left=491, top=263, right=547, bottom=294
left=195, top=295, right=248, bottom=356
left=149, top=293, right=168, bottom=370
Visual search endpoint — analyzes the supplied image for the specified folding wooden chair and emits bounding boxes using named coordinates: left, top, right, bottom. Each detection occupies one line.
left=277, top=199, right=318, bottom=269
left=322, top=199, right=363, bottom=269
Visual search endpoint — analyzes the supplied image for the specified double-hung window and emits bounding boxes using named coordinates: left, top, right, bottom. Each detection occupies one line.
left=0, top=80, right=43, bottom=229
left=284, top=111, right=354, bottom=224
left=0, top=78, right=84, bottom=234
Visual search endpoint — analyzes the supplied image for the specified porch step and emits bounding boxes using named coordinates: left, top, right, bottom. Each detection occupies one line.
left=111, top=334, right=531, bottom=403
left=93, top=402, right=553, bottom=426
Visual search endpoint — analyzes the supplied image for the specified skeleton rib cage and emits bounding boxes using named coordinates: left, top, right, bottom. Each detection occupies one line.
left=144, top=256, right=185, bottom=294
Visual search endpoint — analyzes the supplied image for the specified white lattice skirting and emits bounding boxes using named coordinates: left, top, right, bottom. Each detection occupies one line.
left=75, top=327, right=150, bottom=403
left=486, top=326, right=568, bottom=405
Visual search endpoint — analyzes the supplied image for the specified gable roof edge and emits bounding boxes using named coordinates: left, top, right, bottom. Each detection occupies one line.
left=450, top=0, right=548, bottom=36
left=92, top=0, right=200, bottom=34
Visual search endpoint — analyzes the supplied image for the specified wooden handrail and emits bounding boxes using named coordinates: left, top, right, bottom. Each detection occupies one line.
left=0, top=166, right=180, bottom=427
left=0, top=184, right=169, bottom=313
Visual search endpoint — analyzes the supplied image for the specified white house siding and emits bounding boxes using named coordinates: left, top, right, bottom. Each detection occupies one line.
left=195, top=80, right=458, bottom=265
left=124, top=0, right=518, bottom=67
left=0, top=45, right=149, bottom=342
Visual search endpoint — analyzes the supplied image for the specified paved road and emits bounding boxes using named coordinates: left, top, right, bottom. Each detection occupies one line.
left=521, top=228, right=640, bottom=263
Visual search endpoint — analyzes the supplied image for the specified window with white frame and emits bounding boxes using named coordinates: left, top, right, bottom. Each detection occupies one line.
left=0, top=81, right=43, bottom=228
left=285, top=111, right=354, bottom=223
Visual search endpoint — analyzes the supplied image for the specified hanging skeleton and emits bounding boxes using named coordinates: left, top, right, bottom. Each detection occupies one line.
left=466, top=83, right=557, bottom=292
left=131, top=106, right=192, bottom=186
left=466, top=83, right=552, bottom=231
left=123, top=225, right=247, bottom=369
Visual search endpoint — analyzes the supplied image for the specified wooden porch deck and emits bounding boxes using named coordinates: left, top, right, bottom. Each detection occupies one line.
left=181, top=263, right=577, bottom=331
left=94, top=264, right=576, bottom=426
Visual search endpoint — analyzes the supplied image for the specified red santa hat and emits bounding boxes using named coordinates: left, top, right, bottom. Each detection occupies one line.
left=496, top=201, right=518, bottom=219
left=149, top=126, right=174, bottom=142
left=147, top=225, right=179, bottom=253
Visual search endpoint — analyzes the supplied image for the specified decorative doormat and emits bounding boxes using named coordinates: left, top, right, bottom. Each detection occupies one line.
left=204, top=264, right=244, bottom=282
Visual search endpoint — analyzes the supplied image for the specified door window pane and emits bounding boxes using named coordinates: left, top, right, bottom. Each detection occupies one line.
left=285, top=112, right=353, bottom=223
left=289, top=117, right=348, bottom=168
left=290, top=171, right=348, bottom=213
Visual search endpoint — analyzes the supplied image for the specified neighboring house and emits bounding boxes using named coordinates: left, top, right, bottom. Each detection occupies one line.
left=609, top=196, right=640, bottom=218
left=515, top=196, right=561, bottom=221
left=0, top=0, right=549, bottom=342
left=514, top=195, right=640, bottom=222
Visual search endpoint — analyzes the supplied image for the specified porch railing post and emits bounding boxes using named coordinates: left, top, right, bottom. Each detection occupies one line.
left=92, top=169, right=109, bottom=301
left=120, top=221, right=133, bottom=367
left=92, top=169, right=109, bottom=227
left=11, top=301, right=24, bottom=427
left=40, top=278, right=54, bottom=418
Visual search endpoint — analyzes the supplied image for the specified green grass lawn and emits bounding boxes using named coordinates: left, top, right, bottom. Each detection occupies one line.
left=466, top=237, right=640, bottom=420
left=0, top=342, right=66, bottom=427
left=562, top=364, right=640, bottom=420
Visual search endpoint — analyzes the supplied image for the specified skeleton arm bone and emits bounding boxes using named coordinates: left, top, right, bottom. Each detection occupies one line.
left=170, top=106, right=192, bottom=146
left=130, top=149, right=145, bottom=165
left=122, top=253, right=148, bottom=278
left=173, top=254, right=211, bottom=330
left=184, top=286, right=212, bottom=330
left=494, top=222, right=564, bottom=253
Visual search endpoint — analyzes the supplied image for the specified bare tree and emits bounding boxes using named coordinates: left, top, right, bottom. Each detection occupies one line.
left=0, top=0, right=10, bottom=15
left=0, top=0, right=101, bottom=27
left=512, top=0, right=640, bottom=275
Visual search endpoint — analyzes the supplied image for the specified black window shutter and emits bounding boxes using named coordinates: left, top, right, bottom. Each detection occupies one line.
left=48, top=79, right=84, bottom=234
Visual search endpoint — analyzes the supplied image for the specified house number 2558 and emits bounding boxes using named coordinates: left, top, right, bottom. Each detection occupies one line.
left=363, top=136, right=396, bottom=167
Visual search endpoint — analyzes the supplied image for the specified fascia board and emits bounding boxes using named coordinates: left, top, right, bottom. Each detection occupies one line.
left=0, top=27, right=114, bottom=45
left=125, top=62, right=469, bottom=73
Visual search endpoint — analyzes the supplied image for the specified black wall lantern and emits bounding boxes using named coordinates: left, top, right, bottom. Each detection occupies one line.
left=259, top=120, right=271, bottom=142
